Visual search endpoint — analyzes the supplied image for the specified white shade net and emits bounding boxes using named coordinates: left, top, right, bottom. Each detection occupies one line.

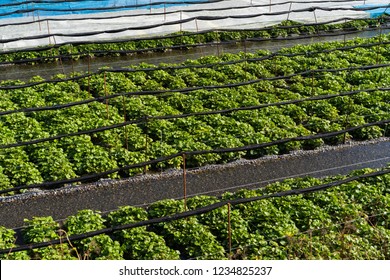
left=0, top=0, right=389, bottom=50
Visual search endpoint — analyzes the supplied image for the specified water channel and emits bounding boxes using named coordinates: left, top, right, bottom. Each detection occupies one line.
left=1, top=27, right=390, bottom=82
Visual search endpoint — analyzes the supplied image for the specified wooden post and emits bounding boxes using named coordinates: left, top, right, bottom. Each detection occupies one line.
left=244, top=39, right=249, bottom=81
left=37, top=10, right=42, bottom=31
left=104, top=72, right=110, bottom=119
left=227, top=202, right=232, bottom=259
left=343, top=111, right=350, bottom=144
left=180, top=10, right=183, bottom=32
left=309, top=230, right=313, bottom=259
left=59, top=56, right=65, bottom=75
left=287, top=2, right=292, bottom=21
left=164, top=2, right=166, bottom=21
left=183, top=153, right=187, bottom=211
left=196, top=19, right=204, bottom=56
left=311, top=71, right=315, bottom=96
left=122, top=95, right=128, bottom=150
left=87, top=55, right=91, bottom=95
left=313, top=10, right=318, bottom=35
left=32, top=3, right=35, bottom=22
left=71, top=49, right=75, bottom=74
left=216, top=30, right=221, bottom=56
left=385, top=111, right=389, bottom=137
left=160, top=127, right=163, bottom=174
left=144, top=116, right=149, bottom=174
left=376, top=24, right=383, bottom=64
left=272, top=53, right=278, bottom=75
left=195, top=19, right=199, bottom=33
left=47, top=20, right=52, bottom=45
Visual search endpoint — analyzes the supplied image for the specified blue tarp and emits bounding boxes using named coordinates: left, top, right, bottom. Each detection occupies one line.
left=0, top=0, right=207, bottom=19
left=354, top=3, right=390, bottom=18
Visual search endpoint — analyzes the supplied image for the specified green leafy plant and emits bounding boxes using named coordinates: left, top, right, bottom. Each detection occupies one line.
left=22, top=217, right=76, bottom=260
left=106, top=206, right=180, bottom=260
left=64, top=209, right=123, bottom=260
left=0, top=226, right=30, bottom=260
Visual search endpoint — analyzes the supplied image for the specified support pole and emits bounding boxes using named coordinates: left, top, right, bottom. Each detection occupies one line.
left=180, top=10, right=183, bottom=32
left=122, top=95, right=128, bottom=150
left=46, top=20, right=52, bottom=45
left=376, top=23, right=383, bottom=64
left=87, top=55, right=91, bottom=96
left=287, top=2, right=293, bottom=21
left=37, top=10, right=42, bottom=31
left=144, top=116, right=149, bottom=174
left=183, top=153, right=187, bottom=211
left=164, top=2, right=166, bottom=21
left=104, top=72, right=110, bottom=119
left=216, top=30, right=221, bottom=56
left=227, top=203, right=232, bottom=259
left=313, top=9, right=319, bottom=35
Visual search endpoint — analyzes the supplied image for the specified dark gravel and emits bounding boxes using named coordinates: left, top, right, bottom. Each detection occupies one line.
left=0, top=138, right=389, bottom=229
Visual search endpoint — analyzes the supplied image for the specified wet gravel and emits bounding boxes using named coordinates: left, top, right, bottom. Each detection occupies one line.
left=0, top=138, right=389, bottom=228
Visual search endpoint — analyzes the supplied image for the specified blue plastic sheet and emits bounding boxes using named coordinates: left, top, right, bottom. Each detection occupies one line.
left=0, top=0, right=207, bottom=18
left=354, top=3, right=390, bottom=18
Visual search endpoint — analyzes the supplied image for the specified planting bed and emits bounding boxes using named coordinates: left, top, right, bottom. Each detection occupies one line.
left=0, top=137, right=389, bottom=229
left=0, top=165, right=389, bottom=260
left=1, top=32, right=390, bottom=195
left=0, top=6, right=389, bottom=259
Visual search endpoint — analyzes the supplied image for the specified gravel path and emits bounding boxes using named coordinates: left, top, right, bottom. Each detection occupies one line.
left=0, top=138, right=389, bottom=228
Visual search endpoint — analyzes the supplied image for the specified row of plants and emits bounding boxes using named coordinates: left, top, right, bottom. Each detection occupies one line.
left=0, top=17, right=388, bottom=64
left=0, top=33, right=389, bottom=194
left=0, top=167, right=389, bottom=260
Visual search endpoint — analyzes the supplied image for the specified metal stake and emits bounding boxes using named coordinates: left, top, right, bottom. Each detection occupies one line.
left=287, top=2, right=293, bottom=21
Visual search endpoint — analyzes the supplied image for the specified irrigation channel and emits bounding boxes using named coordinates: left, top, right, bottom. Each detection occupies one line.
left=2, top=26, right=390, bottom=81
left=0, top=26, right=389, bottom=229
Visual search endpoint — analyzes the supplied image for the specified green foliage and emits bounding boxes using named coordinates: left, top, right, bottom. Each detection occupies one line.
left=0, top=24, right=389, bottom=199
left=119, top=228, right=181, bottom=260
left=152, top=218, right=227, bottom=260
left=2, top=18, right=387, bottom=65
left=1, top=168, right=390, bottom=259
left=60, top=136, right=119, bottom=178
left=64, top=209, right=123, bottom=260
left=0, top=166, right=12, bottom=192
left=0, top=226, right=30, bottom=260
left=0, top=147, right=43, bottom=187
left=64, top=209, right=105, bottom=235
left=107, top=206, right=180, bottom=260
left=186, top=196, right=266, bottom=259
left=28, top=143, right=76, bottom=182
left=148, top=199, right=227, bottom=259
left=22, top=216, right=76, bottom=260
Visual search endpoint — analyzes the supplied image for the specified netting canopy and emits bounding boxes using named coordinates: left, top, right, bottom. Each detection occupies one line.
left=0, top=0, right=389, bottom=50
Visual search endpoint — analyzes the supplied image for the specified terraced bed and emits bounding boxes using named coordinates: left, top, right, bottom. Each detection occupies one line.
left=0, top=19, right=389, bottom=260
